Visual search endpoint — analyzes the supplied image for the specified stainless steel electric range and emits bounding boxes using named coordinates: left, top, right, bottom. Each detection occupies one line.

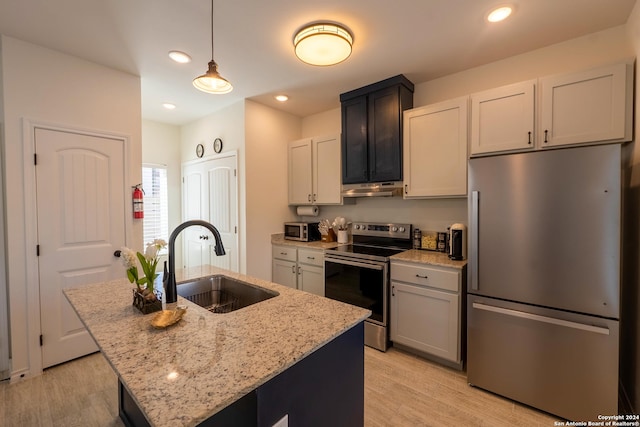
left=324, top=222, right=412, bottom=351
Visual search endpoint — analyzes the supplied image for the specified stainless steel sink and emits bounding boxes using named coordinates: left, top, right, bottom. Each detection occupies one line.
left=176, top=275, right=278, bottom=313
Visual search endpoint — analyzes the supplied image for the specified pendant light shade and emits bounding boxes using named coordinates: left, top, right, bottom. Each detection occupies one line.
left=193, top=0, right=232, bottom=94
left=193, top=60, right=232, bottom=94
left=294, top=22, right=353, bottom=66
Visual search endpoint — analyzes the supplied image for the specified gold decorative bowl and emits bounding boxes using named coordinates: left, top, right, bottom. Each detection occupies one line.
left=150, top=306, right=187, bottom=329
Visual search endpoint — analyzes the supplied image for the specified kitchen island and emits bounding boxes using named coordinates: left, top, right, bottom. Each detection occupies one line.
left=64, top=265, right=370, bottom=427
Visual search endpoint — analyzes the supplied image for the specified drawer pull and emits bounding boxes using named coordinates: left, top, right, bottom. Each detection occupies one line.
left=280, top=252, right=288, bottom=255
left=416, top=274, right=428, bottom=279
left=307, top=256, right=315, bottom=260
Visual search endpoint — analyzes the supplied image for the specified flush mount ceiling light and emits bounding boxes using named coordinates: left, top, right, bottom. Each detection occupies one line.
left=275, top=95, right=289, bottom=102
left=193, top=0, right=232, bottom=94
left=162, top=103, right=176, bottom=110
left=487, top=6, right=513, bottom=22
left=293, top=22, right=353, bottom=66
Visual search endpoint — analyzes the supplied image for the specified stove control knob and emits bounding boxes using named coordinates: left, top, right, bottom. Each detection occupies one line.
left=354, top=224, right=360, bottom=230
left=392, top=226, right=398, bottom=232
left=399, top=227, right=405, bottom=232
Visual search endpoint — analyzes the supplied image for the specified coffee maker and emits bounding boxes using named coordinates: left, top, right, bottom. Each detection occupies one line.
left=448, top=223, right=467, bottom=260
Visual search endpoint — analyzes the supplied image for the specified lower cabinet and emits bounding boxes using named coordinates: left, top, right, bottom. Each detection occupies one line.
left=390, top=261, right=464, bottom=368
left=272, top=245, right=324, bottom=296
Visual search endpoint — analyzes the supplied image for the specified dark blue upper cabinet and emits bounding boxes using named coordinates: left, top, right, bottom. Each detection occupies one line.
left=340, top=75, right=414, bottom=184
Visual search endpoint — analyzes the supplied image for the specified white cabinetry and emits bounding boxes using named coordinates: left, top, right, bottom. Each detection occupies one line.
left=271, top=246, right=297, bottom=289
left=297, top=249, right=325, bottom=296
left=272, top=245, right=324, bottom=296
left=390, top=261, right=463, bottom=367
left=539, top=62, right=632, bottom=148
left=470, top=81, right=535, bottom=156
left=470, top=62, right=633, bottom=157
left=403, top=97, right=468, bottom=198
left=288, top=135, right=341, bottom=205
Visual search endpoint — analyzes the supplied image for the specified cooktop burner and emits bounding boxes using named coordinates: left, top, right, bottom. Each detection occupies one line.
left=324, top=222, right=413, bottom=262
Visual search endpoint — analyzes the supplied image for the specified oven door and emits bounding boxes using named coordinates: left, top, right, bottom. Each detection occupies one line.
left=324, top=254, right=388, bottom=326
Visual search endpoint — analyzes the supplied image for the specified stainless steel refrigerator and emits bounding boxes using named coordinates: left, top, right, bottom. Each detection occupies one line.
left=467, top=144, right=620, bottom=421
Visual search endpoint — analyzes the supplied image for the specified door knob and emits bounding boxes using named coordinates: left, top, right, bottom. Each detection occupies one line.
left=114, top=250, right=122, bottom=258
left=199, top=235, right=209, bottom=240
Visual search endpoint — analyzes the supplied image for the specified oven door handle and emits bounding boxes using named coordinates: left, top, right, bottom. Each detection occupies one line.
left=325, top=257, right=385, bottom=270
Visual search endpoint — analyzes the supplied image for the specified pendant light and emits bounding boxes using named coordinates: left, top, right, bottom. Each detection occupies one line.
left=193, top=0, right=232, bottom=94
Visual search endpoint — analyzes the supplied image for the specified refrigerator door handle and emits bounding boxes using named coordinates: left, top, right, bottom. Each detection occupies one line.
left=470, top=191, right=479, bottom=290
left=472, top=302, right=610, bottom=335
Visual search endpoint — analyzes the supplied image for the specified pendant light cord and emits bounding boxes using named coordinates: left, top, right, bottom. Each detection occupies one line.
left=210, top=0, right=214, bottom=60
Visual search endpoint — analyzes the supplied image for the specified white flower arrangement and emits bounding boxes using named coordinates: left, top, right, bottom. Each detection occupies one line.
left=121, top=239, right=167, bottom=301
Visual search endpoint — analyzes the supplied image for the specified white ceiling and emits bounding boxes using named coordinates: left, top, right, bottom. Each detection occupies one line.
left=0, top=0, right=636, bottom=125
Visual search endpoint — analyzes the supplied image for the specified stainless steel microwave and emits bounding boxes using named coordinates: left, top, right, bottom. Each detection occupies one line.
left=284, top=222, right=321, bottom=242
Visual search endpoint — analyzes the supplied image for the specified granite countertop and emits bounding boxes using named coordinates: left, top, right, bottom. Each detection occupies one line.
left=390, top=249, right=468, bottom=269
left=271, top=233, right=344, bottom=249
left=64, top=265, right=370, bottom=427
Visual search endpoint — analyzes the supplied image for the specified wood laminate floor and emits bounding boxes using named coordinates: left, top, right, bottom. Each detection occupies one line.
left=0, top=347, right=559, bottom=426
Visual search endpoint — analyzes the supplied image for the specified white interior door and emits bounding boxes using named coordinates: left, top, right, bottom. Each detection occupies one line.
left=182, top=165, right=208, bottom=268
left=182, top=155, right=238, bottom=272
left=35, top=128, right=126, bottom=368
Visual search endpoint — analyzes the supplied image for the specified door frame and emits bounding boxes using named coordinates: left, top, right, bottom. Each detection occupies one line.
left=181, top=151, right=239, bottom=273
left=20, top=118, right=132, bottom=379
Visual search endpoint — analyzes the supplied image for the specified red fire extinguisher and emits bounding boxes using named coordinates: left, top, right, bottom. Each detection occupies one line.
left=132, top=184, right=144, bottom=219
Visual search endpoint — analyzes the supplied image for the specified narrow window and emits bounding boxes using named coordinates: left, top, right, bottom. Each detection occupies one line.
left=142, top=164, right=169, bottom=251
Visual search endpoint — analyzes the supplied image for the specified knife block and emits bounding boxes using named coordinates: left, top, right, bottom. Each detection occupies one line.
left=321, top=229, right=336, bottom=242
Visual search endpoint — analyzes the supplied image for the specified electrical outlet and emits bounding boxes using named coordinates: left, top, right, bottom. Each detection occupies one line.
left=272, top=414, right=288, bottom=427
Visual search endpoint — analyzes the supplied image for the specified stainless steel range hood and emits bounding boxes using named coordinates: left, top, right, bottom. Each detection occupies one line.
left=341, top=182, right=403, bottom=198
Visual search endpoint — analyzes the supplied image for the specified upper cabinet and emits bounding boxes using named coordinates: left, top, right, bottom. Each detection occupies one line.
left=470, top=61, right=633, bottom=157
left=340, top=75, right=414, bottom=184
left=539, top=62, right=633, bottom=148
left=288, top=135, right=342, bottom=205
left=403, top=97, right=468, bottom=198
left=470, top=81, right=535, bottom=156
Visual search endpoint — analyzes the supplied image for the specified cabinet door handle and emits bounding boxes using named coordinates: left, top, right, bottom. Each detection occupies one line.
left=527, top=131, right=532, bottom=144
left=297, top=266, right=302, bottom=275
left=415, top=274, right=428, bottom=279
left=544, top=129, right=549, bottom=143
left=291, top=265, right=296, bottom=274
left=391, top=285, right=395, bottom=297
left=308, top=194, right=311, bottom=202
left=313, top=194, right=317, bottom=201
left=404, top=184, right=408, bottom=194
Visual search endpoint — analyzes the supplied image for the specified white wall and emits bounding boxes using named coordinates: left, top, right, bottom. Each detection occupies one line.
left=415, top=25, right=633, bottom=107
left=0, top=35, right=142, bottom=379
left=302, top=107, right=340, bottom=137
left=244, top=100, right=301, bottom=280
left=142, top=119, right=181, bottom=265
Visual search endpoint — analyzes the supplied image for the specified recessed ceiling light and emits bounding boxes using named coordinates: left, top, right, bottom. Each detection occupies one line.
left=487, top=6, right=513, bottom=23
left=162, top=103, right=176, bottom=110
left=275, top=95, right=289, bottom=102
left=168, top=50, right=192, bottom=64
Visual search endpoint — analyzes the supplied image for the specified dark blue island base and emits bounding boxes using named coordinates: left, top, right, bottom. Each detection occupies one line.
left=119, top=322, right=365, bottom=427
